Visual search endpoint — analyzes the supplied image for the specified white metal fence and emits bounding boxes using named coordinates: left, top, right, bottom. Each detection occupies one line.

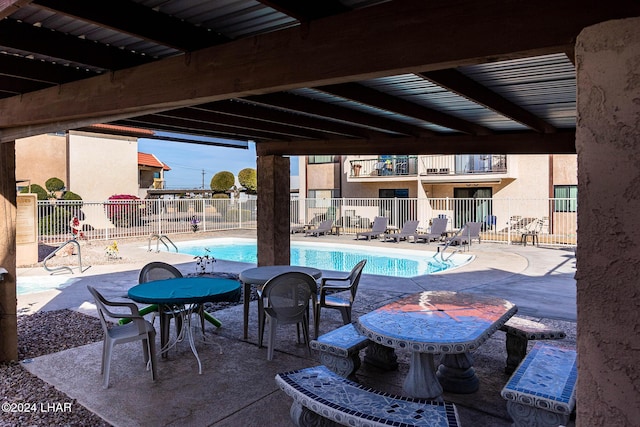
left=291, top=197, right=577, bottom=247
left=37, top=198, right=258, bottom=245
left=37, top=197, right=577, bottom=247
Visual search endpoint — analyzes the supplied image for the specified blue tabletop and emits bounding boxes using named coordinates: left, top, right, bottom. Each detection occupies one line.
left=128, top=277, right=241, bottom=305
left=356, top=290, right=517, bottom=354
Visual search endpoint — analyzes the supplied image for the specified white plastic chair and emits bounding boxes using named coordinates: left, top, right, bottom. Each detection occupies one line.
left=315, top=259, right=367, bottom=338
left=87, top=285, right=157, bottom=389
left=258, top=272, right=318, bottom=361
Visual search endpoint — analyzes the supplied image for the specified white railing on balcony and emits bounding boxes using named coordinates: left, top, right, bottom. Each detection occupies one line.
left=35, top=196, right=576, bottom=247
left=420, top=155, right=507, bottom=175
left=349, top=156, right=419, bottom=178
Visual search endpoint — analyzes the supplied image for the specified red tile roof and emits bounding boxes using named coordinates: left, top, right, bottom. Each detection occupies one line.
left=138, top=152, right=171, bottom=170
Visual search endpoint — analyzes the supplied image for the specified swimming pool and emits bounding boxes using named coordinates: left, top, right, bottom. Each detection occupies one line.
left=17, top=276, right=80, bottom=296
left=169, top=238, right=474, bottom=277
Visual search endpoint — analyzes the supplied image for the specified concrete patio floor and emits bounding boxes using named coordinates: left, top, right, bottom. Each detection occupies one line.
left=18, top=231, right=577, bottom=426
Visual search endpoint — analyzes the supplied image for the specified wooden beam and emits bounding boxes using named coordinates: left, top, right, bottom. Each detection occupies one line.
left=419, top=70, right=557, bottom=133
left=0, top=0, right=32, bottom=19
left=3, top=0, right=636, bottom=129
left=255, top=131, right=577, bottom=156
left=317, top=82, right=492, bottom=135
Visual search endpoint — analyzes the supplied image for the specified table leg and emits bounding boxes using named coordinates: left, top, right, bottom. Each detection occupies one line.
left=437, top=352, right=479, bottom=394
left=403, top=352, right=443, bottom=401
left=243, top=281, right=250, bottom=339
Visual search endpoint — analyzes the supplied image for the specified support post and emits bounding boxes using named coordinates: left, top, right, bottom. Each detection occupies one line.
left=0, top=140, right=18, bottom=362
left=257, top=155, right=290, bottom=266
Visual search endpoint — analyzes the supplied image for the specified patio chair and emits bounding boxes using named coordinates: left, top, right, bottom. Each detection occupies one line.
left=314, top=259, right=367, bottom=338
left=414, top=217, right=448, bottom=244
left=305, top=219, right=334, bottom=237
left=383, top=220, right=420, bottom=243
left=447, top=221, right=483, bottom=246
left=87, top=285, right=157, bottom=389
left=138, top=262, right=206, bottom=354
left=355, top=216, right=388, bottom=240
left=258, top=272, right=318, bottom=360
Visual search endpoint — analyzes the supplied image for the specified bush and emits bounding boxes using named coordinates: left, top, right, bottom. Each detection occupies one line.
left=45, top=177, right=65, bottom=193
left=225, top=208, right=252, bottom=222
left=210, top=171, right=235, bottom=193
left=39, top=206, right=73, bottom=236
left=20, top=184, right=48, bottom=200
left=238, top=168, right=257, bottom=194
left=105, top=194, right=142, bottom=227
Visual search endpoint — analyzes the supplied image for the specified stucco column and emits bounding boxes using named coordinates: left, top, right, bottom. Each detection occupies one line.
left=0, top=141, right=18, bottom=362
left=575, top=18, right=640, bottom=426
left=256, top=154, right=290, bottom=266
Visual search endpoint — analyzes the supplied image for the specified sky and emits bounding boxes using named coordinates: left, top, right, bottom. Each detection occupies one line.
left=138, top=136, right=298, bottom=189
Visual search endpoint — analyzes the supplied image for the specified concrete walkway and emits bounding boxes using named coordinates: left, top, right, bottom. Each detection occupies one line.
left=18, top=232, right=577, bottom=426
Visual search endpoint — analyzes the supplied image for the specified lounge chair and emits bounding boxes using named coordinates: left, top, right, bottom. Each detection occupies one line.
left=305, top=219, right=334, bottom=237
left=355, top=216, right=388, bottom=240
left=414, top=217, right=448, bottom=244
left=384, top=220, right=420, bottom=243
left=290, top=223, right=307, bottom=234
left=447, top=221, right=483, bottom=246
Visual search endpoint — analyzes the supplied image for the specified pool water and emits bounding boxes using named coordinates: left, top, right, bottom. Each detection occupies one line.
left=170, top=238, right=473, bottom=277
left=17, top=276, right=80, bottom=296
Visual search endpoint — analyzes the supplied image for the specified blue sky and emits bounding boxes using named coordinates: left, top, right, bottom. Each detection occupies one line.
left=138, top=137, right=298, bottom=189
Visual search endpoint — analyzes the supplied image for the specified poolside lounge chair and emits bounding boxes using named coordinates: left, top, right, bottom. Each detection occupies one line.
left=305, top=219, right=334, bottom=237
left=355, top=216, right=388, bottom=241
left=447, top=221, right=483, bottom=246
left=384, top=220, right=420, bottom=243
left=414, top=217, right=448, bottom=244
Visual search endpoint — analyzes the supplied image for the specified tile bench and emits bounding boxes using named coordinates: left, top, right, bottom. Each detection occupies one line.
left=309, top=323, right=370, bottom=377
left=500, top=316, right=566, bottom=374
left=276, top=365, right=461, bottom=427
left=501, top=342, right=577, bottom=427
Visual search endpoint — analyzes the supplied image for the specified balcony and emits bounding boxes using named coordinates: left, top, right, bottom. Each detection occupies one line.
left=348, top=155, right=508, bottom=181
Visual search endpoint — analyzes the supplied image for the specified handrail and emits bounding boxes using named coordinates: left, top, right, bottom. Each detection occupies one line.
left=436, top=227, right=469, bottom=262
left=148, top=234, right=178, bottom=253
left=43, top=239, right=90, bottom=274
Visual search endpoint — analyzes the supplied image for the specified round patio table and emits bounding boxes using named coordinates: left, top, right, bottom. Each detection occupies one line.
left=239, top=265, right=322, bottom=339
left=128, top=276, right=241, bottom=373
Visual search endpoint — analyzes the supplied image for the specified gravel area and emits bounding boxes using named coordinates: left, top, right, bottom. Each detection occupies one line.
left=1, top=310, right=112, bottom=427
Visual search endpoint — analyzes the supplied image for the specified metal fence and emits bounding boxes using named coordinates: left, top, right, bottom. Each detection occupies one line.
left=37, top=196, right=577, bottom=247
left=37, top=198, right=258, bottom=245
left=291, top=197, right=577, bottom=247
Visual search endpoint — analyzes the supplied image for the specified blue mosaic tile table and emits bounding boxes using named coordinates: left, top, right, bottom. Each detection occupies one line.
left=356, top=290, right=517, bottom=400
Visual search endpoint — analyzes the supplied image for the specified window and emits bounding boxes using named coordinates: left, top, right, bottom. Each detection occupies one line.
left=308, top=155, right=336, bottom=164
left=554, top=185, right=577, bottom=212
left=379, top=189, right=409, bottom=198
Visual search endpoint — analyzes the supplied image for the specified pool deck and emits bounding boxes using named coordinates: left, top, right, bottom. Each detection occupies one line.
left=17, top=230, right=577, bottom=426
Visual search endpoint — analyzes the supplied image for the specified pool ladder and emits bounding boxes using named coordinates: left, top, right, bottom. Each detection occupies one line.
left=148, top=234, right=178, bottom=253
left=436, top=228, right=467, bottom=262
left=43, top=238, right=91, bottom=274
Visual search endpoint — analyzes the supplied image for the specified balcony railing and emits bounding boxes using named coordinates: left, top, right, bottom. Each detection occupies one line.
left=349, top=155, right=507, bottom=178
left=349, top=156, right=418, bottom=178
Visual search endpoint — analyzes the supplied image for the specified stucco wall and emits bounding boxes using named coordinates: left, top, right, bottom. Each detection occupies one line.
left=15, top=133, right=67, bottom=191
left=68, top=131, right=138, bottom=200
left=575, top=17, right=640, bottom=426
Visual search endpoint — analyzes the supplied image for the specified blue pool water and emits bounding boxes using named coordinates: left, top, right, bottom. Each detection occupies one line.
left=17, top=276, right=80, bottom=296
left=171, top=238, right=473, bottom=277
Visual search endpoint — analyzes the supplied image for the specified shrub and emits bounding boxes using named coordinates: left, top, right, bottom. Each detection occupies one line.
left=45, top=177, right=65, bottom=194
left=238, top=168, right=257, bottom=194
left=225, top=208, right=252, bottom=222
left=20, top=184, right=48, bottom=200
left=210, top=171, right=235, bottom=193
left=39, top=206, right=73, bottom=235
left=105, top=194, right=142, bottom=227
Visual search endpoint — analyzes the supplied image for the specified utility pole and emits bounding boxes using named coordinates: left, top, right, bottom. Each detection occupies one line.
left=201, top=170, right=205, bottom=189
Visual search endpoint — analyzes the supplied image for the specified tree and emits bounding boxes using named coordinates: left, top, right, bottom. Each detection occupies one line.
left=210, top=171, right=235, bottom=194
left=238, top=168, right=257, bottom=194
left=19, top=183, right=48, bottom=200
left=45, top=177, right=65, bottom=198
